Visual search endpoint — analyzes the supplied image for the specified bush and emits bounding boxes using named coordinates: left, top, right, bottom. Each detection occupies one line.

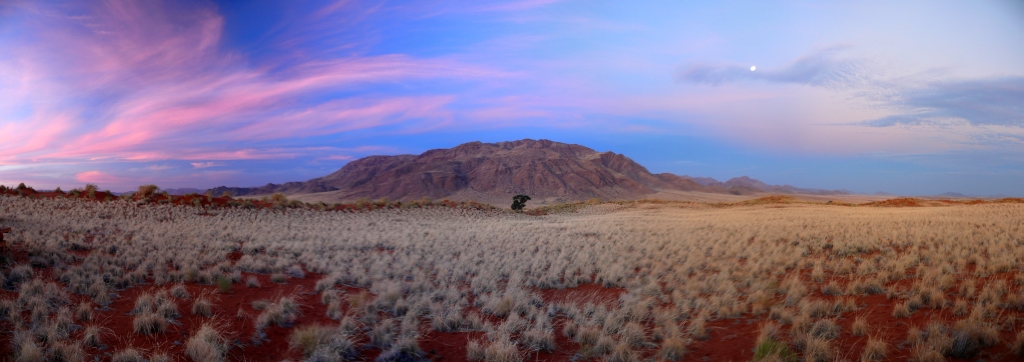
left=861, top=336, right=888, bottom=361
left=511, top=194, right=531, bottom=212
left=137, top=184, right=159, bottom=199
left=215, top=275, right=232, bottom=293
left=289, top=324, right=355, bottom=359
left=659, top=337, right=689, bottom=361
left=271, top=273, right=287, bottom=284
left=752, top=338, right=796, bottom=362
left=111, top=348, right=145, bottom=362
left=186, top=323, right=227, bottom=362
left=132, top=312, right=167, bottom=335
left=484, top=338, right=522, bottom=362
left=192, top=298, right=213, bottom=317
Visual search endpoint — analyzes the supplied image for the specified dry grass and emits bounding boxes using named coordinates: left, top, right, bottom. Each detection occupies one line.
left=4, top=193, right=1024, bottom=361
left=186, top=323, right=227, bottom=362
left=860, top=336, right=888, bottom=361
left=850, top=316, right=868, bottom=336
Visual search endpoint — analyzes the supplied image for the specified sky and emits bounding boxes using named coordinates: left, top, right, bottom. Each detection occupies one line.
left=1, top=0, right=1023, bottom=195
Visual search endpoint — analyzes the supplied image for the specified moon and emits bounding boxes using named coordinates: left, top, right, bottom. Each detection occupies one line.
left=750, top=66, right=756, bottom=71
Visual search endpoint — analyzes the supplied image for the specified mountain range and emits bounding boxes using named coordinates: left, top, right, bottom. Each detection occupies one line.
left=207, top=139, right=850, bottom=203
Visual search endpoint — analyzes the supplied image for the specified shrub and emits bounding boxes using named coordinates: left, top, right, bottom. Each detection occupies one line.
left=158, top=300, right=180, bottom=319
left=290, top=324, right=333, bottom=356
left=851, top=316, right=868, bottom=336
left=809, top=319, right=839, bottom=340
left=370, top=319, right=397, bottom=348
left=83, top=326, right=103, bottom=348
left=1011, top=330, right=1024, bottom=357
left=192, top=298, right=213, bottom=317
left=510, top=194, right=531, bottom=212
left=286, top=265, right=305, bottom=279
left=133, top=312, right=167, bottom=335
left=246, top=276, right=260, bottom=288
left=892, top=301, right=911, bottom=318
left=948, top=318, right=1000, bottom=358
left=137, top=184, right=159, bottom=199
left=821, top=281, right=842, bottom=296
left=290, top=324, right=355, bottom=359
left=605, top=342, right=637, bottom=362
left=252, top=300, right=271, bottom=310
left=861, top=336, right=888, bottom=361
left=484, top=338, right=522, bottom=362
left=171, top=284, right=190, bottom=299
left=50, top=341, right=86, bottom=362
left=186, top=323, right=227, bottom=362
left=111, top=349, right=145, bottom=362
left=803, top=337, right=833, bottom=362
left=659, top=336, right=689, bottom=361
left=271, top=273, right=287, bottom=284
left=15, top=340, right=44, bottom=362
left=752, top=338, right=796, bottom=362
left=467, top=339, right=485, bottom=361
left=215, top=275, right=232, bottom=293
left=131, top=292, right=154, bottom=315
left=75, top=302, right=93, bottom=322
left=521, top=327, right=556, bottom=352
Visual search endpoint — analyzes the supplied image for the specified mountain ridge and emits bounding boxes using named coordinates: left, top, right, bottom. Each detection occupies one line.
left=207, top=139, right=850, bottom=202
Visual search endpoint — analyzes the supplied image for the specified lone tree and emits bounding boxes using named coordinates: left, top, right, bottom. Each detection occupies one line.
left=511, top=194, right=531, bottom=212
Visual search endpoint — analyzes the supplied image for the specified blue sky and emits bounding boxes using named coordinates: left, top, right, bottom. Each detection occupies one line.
left=1, top=0, right=1022, bottom=195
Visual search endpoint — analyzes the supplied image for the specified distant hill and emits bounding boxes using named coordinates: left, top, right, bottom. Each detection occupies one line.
left=935, top=192, right=969, bottom=198
left=207, top=139, right=849, bottom=203
left=163, top=188, right=203, bottom=195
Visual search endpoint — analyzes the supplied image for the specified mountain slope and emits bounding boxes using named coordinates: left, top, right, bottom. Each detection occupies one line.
left=208, top=139, right=849, bottom=202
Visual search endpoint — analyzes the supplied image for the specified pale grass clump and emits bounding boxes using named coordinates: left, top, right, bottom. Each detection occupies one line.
left=802, top=336, right=834, bottom=362
left=111, top=348, right=145, bottom=362
left=851, top=316, right=868, bottom=336
left=892, top=301, right=912, bottom=318
left=466, top=339, right=485, bottom=361
left=860, top=336, right=888, bottom=361
left=192, top=297, right=213, bottom=317
left=132, top=311, right=167, bottom=335
left=483, top=338, right=522, bottom=362
left=50, top=341, right=86, bottom=362
left=1010, top=330, right=1024, bottom=357
left=186, top=323, right=228, bottom=362
left=289, top=324, right=355, bottom=359
left=15, top=340, right=44, bottom=362
left=659, top=336, right=689, bottom=361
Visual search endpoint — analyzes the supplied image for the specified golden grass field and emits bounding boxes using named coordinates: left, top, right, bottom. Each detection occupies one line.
left=2, top=192, right=1024, bottom=361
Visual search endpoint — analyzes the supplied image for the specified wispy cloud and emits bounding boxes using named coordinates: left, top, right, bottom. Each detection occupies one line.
left=190, top=162, right=223, bottom=169
left=679, top=45, right=1024, bottom=146
left=675, top=45, right=869, bottom=88
left=75, top=170, right=125, bottom=185
left=0, top=1, right=504, bottom=164
left=862, top=77, right=1024, bottom=127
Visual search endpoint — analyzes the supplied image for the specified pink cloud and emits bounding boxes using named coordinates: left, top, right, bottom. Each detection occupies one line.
left=74, top=170, right=125, bottom=186
left=1, top=1, right=505, bottom=164
left=320, top=155, right=354, bottom=161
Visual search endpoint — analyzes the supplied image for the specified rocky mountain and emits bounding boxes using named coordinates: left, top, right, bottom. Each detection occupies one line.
left=207, top=139, right=849, bottom=202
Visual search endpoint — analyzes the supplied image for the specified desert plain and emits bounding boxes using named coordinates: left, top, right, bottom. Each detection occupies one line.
left=2, top=189, right=1024, bottom=362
